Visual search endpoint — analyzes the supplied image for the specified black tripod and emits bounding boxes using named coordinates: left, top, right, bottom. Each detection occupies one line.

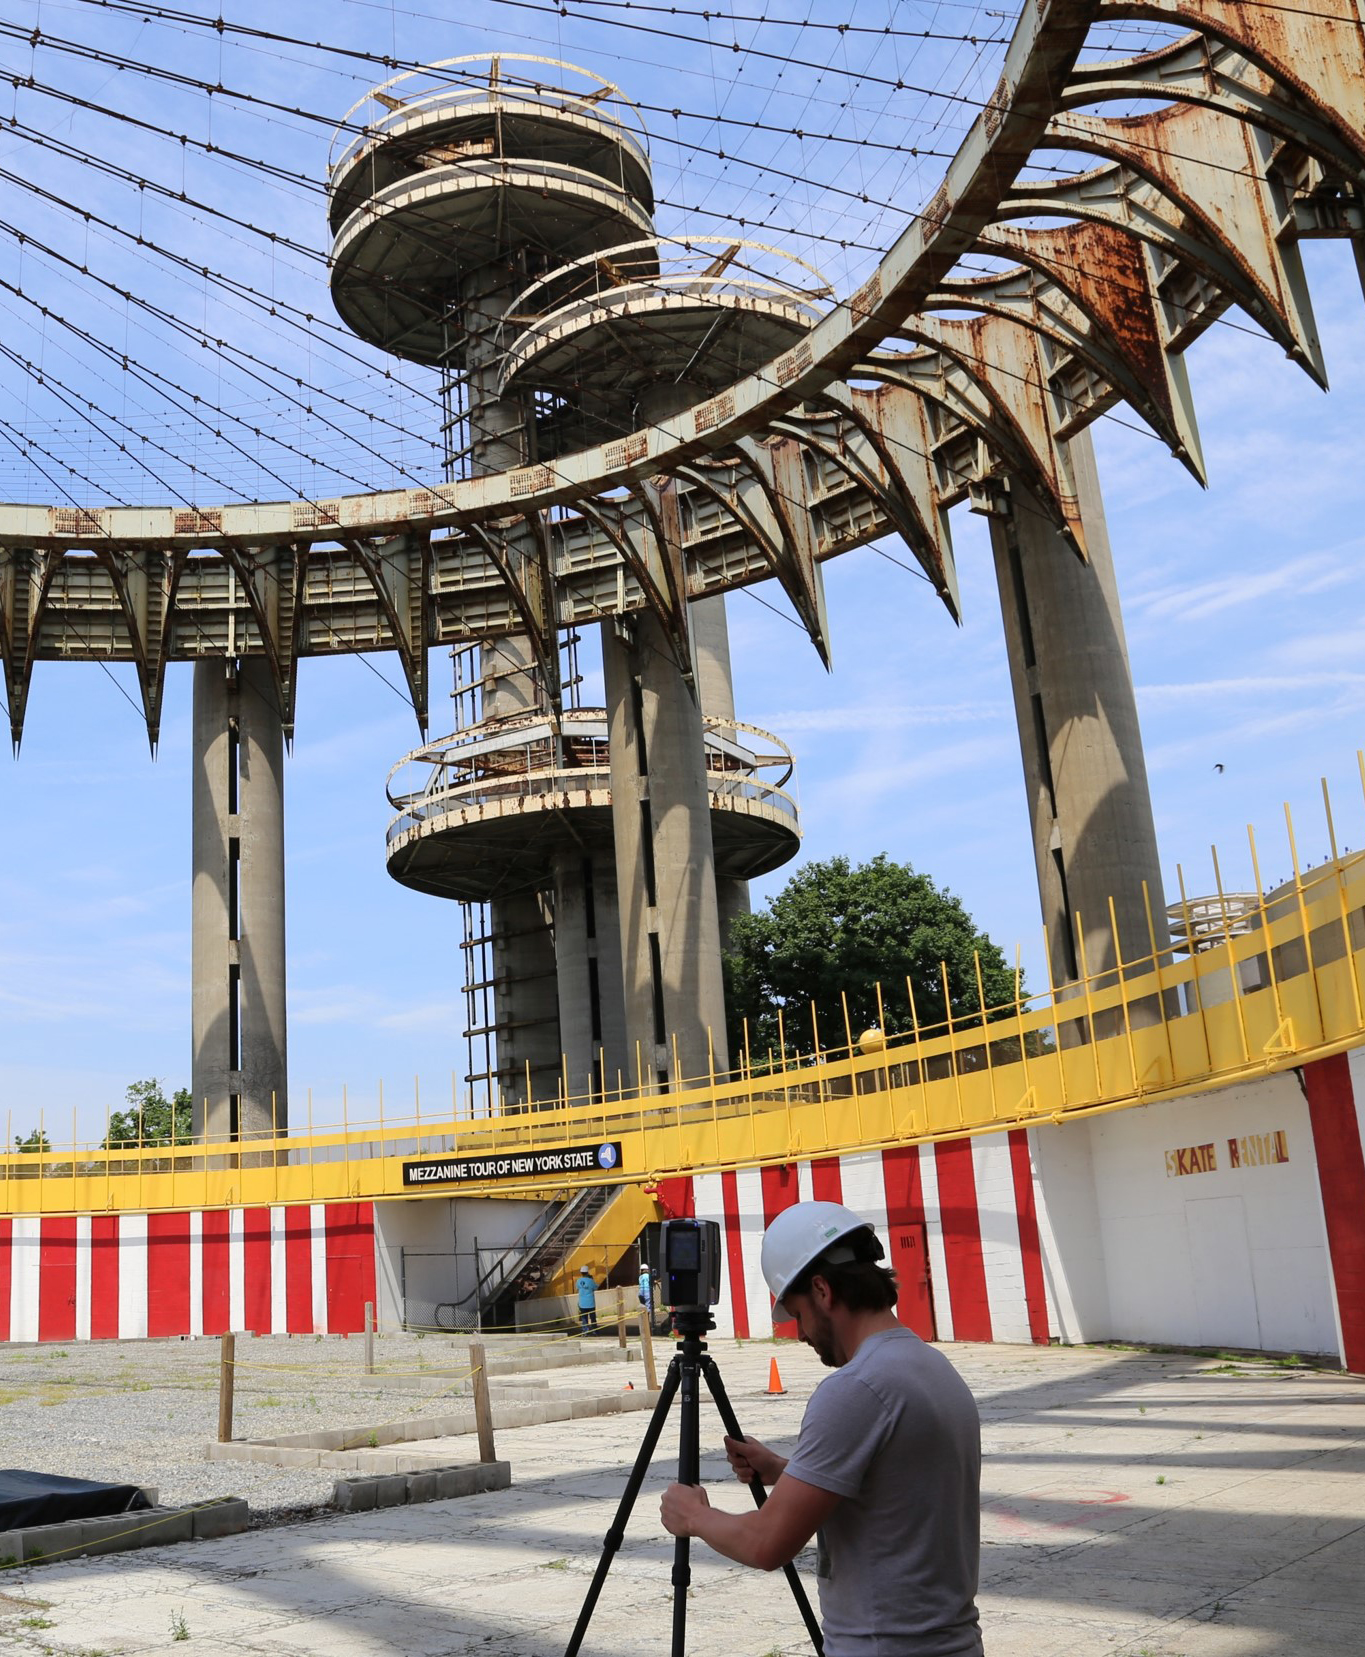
left=564, top=1310, right=824, bottom=1657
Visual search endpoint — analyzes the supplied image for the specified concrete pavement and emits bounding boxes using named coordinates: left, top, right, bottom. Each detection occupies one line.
left=0, top=1339, right=1360, bottom=1656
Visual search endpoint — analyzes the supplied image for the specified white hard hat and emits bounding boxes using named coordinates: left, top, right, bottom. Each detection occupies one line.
left=760, top=1201, right=883, bottom=1319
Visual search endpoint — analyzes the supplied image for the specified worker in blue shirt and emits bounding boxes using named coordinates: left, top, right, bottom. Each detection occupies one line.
left=576, top=1267, right=598, bottom=1334
left=638, top=1263, right=653, bottom=1319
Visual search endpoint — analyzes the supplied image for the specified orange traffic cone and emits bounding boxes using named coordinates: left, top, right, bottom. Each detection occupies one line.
left=767, top=1358, right=785, bottom=1395
left=623, top=1380, right=635, bottom=1390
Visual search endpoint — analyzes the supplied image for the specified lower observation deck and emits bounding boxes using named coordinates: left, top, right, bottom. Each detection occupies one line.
left=385, top=708, right=800, bottom=902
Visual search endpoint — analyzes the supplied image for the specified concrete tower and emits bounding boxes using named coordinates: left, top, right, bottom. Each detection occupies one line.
left=330, top=58, right=810, bottom=1104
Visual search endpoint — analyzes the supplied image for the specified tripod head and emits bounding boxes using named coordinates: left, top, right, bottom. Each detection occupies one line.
left=669, top=1307, right=716, bottom=1346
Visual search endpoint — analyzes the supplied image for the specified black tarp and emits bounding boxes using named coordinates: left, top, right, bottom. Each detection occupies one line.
left=0, top=1470, right=151, bottom=1530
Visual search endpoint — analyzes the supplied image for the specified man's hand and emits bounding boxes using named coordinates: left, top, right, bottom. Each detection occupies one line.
left=724, top=1433, right=787, bottom=1488
left=661, top=1482, right=711, bottom=1537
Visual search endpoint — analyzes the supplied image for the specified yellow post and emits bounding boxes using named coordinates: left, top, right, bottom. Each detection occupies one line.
left=1284, top=801, right=1326, bottom=1041
left=1176, top=864, right=1213, bottom=1070
left=1246, top=824, right=1286, bottom=1031
left=905, top=975, right=931, bottom=1133
left=1141, top=880, right=1176, bottom=1087
left=1322, top=777, right=1365, bottom=1028
left=972, top=952, right=997, bottom=1119
left=1107, top=897, right=1139, bottom=1093
left=1210, top=845, right=1251, bottom=1064
left=939, top=963, right=966, bottom=1129
left=1073, top=918, right=1105, bottom=1098
left=874, top=981, right=890, bottom=1092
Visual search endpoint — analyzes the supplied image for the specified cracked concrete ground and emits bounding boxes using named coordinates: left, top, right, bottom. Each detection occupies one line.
left=0, top=1339, right=1360, bottom=1656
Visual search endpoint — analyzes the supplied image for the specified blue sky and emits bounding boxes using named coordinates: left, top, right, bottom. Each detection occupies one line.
left=0, top=2, right=1362, bottom=1145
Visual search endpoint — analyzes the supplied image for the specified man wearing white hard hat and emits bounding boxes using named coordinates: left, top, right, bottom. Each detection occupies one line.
left=660, top=1200, right=982, bottom=1656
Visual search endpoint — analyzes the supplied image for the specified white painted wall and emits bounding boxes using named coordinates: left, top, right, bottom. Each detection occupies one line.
left=372, top=1195, right=544, bottom=1329
left=1075, top=1072, right=1336, bottom=1355
left=1030, top=1123, right=1111, bottom=1342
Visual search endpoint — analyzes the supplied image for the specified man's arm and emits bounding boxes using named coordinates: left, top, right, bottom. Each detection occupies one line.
left=660, top=1473, right=840, bottom=1572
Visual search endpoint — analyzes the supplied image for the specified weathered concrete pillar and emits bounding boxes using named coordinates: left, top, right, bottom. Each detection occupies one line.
left=603, top=604, right=729, bottom=1090
left=489, top=887, right=563, bottom=1109
left=689, top=593, right=751, bottom=953
left=191, top=659, right=288, bottom=1141
left=464, top=274, right=563, bottom=1105
left=990, top=429, right=1166, bottom=988
left=552, top=850, right=628, bottom=1103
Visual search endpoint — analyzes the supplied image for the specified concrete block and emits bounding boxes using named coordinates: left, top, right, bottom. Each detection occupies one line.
left=570, top=1397, right=601, bottom=1419
left=493, top=1403, right=544, bottom=1429
left=81, top=1509, right=194, bottom=1557
left=475, top=1461, right=511, bottom=1493
left=543, top=1400, right=574, bottom=1424
left=205, top=1441, right=258, bottom=1462
left=18, top=1521, right=82, bottom=1565
left=434, top=1467, right=477, bottom=1500
left=405, top=1472, right=439, bottom=1504
left=332, top=1480, right=377, bottom=1513
left=374, top=1475, right=408, bottom=1510
left=0, top=1530, right=23, bottom=1566
left=269, top=1448, right=321, bottom=1469
left=192, top=1499, right=250, bottom=1540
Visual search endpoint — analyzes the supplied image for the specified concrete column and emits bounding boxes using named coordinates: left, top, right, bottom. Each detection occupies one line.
left=689, top=592, right=751, bottom=951
left=603, top=607, right=729, bottom=1089
left=488, top=888, right=562, bottom=1110
left=463, top=273, right=562, bottom=1104
left=191, top=659, right=287, bottom=1141
left=552, top=850, right=628, bottom=1103
left=989, top=429, right=1166, bottom=988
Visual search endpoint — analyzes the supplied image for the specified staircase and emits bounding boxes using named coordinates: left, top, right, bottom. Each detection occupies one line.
left=473, top=1185, right=617, bottom=1318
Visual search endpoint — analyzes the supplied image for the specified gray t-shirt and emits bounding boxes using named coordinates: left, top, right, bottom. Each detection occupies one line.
left=782, top=1326, right=982, bottom=1657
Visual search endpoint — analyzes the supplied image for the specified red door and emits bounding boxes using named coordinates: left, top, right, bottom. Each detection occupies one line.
left=889, top=1223, right=936, bottom=1340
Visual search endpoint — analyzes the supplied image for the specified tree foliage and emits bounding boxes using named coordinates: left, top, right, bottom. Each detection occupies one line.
left=104, top=1078, right=193, bottom=1148
left=13, top=1128, right=51, bottom=1153
left=724, top=854, right=1020, bottom=1064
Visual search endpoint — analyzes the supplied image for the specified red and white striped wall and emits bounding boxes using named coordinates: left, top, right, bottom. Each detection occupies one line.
left=657, top=1129, right=1052, bottom=1345
left=0, top=1202, right=375, bottom=1342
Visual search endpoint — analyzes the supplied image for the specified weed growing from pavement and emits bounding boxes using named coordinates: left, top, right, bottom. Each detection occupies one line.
left=170, top=1608, right=190, bottom=1641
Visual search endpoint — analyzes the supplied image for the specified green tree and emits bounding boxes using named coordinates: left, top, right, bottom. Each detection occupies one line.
left=104, top=1079, right=193, bottom=1148
left=13, top=1128, right=51, bottom=1153
left=724, top=854, right=1020, bottom=1063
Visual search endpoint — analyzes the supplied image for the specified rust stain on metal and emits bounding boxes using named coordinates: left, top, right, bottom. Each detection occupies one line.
left=174, top=508, right=223, bottom=536
left=849, top=273, right=883, bottom=322
left=53, top=508, right=105, bottom=539
left=605, top=433, right=648, bottom=469
left=693, top=390, right=735, bottom=435
left=510, top=465, right=554, bottom=498
left=984, top=74, right=1010, bottom=141
left=776, top=339, right=814, bottom=386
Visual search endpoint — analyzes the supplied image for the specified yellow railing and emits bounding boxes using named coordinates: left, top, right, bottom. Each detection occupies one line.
left=5, top=842, right=1364, bottom=1218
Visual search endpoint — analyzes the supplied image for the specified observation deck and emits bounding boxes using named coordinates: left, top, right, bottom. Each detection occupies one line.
left=328, top=55, right=655, bottom=366
left=497, top=237, right=831, bottom=456
left=385, top=708, right=800, bottom=903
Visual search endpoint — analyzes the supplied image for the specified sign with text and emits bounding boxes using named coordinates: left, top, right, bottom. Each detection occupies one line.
left=1165, top=1142, right=1217, bottom=1177
left=401, top=1141, right=623, bottom=1188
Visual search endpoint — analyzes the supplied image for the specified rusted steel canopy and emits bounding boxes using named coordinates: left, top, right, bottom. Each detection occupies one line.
left=4, top=0, right=1365, bottom=750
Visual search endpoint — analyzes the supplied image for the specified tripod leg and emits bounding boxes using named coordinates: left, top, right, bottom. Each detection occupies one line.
left=670, top=1351, right=701, bottom=1657
left=701, top=1356, right=825, bottom=1657
left=564, top=1357, right=682, bottom=1657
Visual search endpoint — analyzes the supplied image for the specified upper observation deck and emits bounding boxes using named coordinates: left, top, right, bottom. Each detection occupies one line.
left=384, top=707, right=800, bottom=903
left=328, top=55, right=655, bottom=365
left=498, top=237, right=831, bottom=458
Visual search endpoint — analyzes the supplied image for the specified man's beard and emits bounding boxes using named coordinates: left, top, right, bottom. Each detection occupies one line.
left=803, top=1303, right=841, bottom=1367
